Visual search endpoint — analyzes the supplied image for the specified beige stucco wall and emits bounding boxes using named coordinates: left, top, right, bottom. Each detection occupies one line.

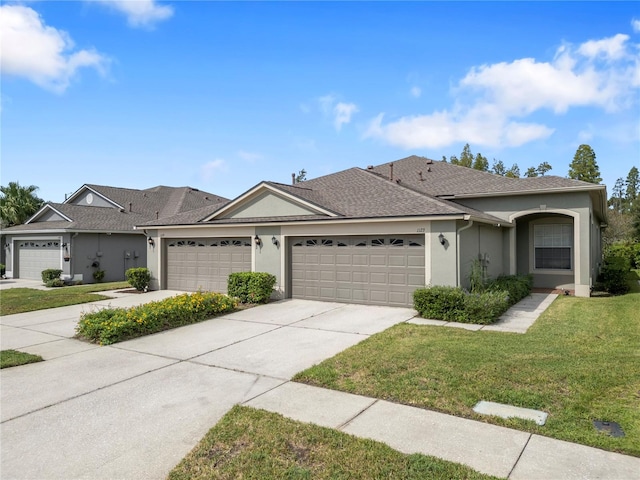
left=223, top=191, right=319, bottom=218
left=457, top=191, right=598, bottom=296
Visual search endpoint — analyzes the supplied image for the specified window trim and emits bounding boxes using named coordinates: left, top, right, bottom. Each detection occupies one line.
left=530, top=222, right=573, bottom=273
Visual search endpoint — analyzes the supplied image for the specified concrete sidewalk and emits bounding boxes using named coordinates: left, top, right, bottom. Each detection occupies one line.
left=245, top=381, right=640, bottom=479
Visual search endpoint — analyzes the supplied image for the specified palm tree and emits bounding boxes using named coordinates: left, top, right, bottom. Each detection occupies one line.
left=0, top=182, right=44, bottom=227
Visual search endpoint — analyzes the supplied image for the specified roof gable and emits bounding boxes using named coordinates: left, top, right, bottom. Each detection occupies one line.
left=65, top=185, right=122, bottom=208
left=26, top=204, right=73, bottom=224
left=204, top=183, right=337, bottom=221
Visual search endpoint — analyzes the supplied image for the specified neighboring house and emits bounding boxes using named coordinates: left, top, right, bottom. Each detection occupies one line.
left=1, top=184, right=227, bottom=283
left=141, top=156, right=607, bottom=306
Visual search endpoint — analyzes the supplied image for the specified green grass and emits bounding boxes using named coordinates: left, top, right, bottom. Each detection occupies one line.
left=294, top=271, right=640, bottom=457
left=168, top=405, right=499, bottom=480
left=0, top=282, right=130, bottom=316
left=0, top=350, right=43, bottom=369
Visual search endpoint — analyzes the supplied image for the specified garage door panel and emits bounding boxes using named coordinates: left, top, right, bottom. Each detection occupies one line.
left=291, top=235, right=426, bottom=307
left=336, top=271, right=351, bottom=282
left=166, top=238, right=250, bottom=293
left=18, top=241, right=61, bottom=280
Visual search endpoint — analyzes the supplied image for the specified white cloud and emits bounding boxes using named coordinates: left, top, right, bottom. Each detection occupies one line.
left=0, top=5, right=108, bottom=94
left=333, top=102, right=358, bottom=131
left=92, top=0, right=173, bottom=28
left=410, top=86, right=422, bottom=98
left=366, top=33, right=639, bottom=149
left=317, top=94, right=358, bottom=131
left=577, top=33, right=629, bottom=61
left=632, top=18, right=640, bottom=33
left=201, top=159, right=228, bottom=180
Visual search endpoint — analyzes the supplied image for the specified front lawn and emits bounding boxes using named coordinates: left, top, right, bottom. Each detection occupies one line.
left=168, top=405, right=498, bottom=480
left=0, top=282, right=130, bottom=316
left=0, top=350, right=43, bottom=369
left=294, top=271, right=640, bottom=457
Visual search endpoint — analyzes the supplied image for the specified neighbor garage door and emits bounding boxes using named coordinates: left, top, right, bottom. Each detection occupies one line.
left=17, top=240, right=61, bottom=280
left=291, top=235, right=425, bottom=307
left=166, top=238, right=251, bottom=293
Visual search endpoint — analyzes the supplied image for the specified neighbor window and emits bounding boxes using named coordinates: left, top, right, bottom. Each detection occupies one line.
left=533, top=224, right=572, bottom=270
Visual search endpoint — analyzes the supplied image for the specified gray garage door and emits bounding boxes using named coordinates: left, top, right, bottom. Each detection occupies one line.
left=166, top=238, right=251, bottom=293
left=291, top=235, right=425, bottom=307
left=17, top=240, right=61, bottom=280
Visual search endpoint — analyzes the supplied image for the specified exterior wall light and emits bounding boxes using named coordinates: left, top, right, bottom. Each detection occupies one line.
left=254, top=235, right=262, bottom=247
left=147, top=237, right=155, bottom=247
left=271, top=236, right=279, bottom=247
left=438, top=233, right=446, bottom=245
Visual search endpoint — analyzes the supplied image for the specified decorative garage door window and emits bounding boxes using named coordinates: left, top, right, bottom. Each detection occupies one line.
left=18, top=241, right=60, bottom=248
left=534, top=224, right=572, bottom=270
left=292, top=237, right=423, bottom=248
left=167, top=239, right=251, bottom=247
left=291, top=235, right=425, bottom=307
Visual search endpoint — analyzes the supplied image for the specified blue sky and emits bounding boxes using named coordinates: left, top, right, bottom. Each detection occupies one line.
left=2, top=1, right=639, bottom=203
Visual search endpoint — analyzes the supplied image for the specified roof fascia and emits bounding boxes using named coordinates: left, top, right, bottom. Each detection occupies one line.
left=202, top=182, right=338, bottom=221
left=64, top=185, right=124, bottom=209
left=141, top=213, right=513, bottom=230
left=3, top=229, right=142, bottom=235
left=25, top=204, right=73, bottom=224
left=439, top=184, right=606, bottom=200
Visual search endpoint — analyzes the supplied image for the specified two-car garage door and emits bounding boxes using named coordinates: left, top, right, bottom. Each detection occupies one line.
left=291, top=235, right=425, bottom=307
left=166, top=238, right=251, bottom=293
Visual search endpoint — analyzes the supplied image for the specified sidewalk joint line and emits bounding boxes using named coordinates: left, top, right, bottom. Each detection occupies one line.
left=507, top=432, right=532, bottom=479
left=336, top=398, right=379, bottom=430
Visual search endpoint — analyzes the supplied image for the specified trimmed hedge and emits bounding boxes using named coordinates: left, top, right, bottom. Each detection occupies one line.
left=45, top=278, right=65, bottom=288
left=486, top=274, right=533, bottom=305
left=76, top=291, right=237, bottom=345
left=228, top=272, right=276, bottom=304
left=599, top=254, right=630, bottom=295
left=125, top=267, right=151, bottom=291
left=413, top=275, right=532, bottom=325
left=413, top=286, right=509, bottom=325
left=41, top=269, right=63, bottom=283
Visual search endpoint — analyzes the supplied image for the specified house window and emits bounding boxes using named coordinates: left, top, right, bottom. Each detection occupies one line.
left=534, top=224, right=572, bottom=270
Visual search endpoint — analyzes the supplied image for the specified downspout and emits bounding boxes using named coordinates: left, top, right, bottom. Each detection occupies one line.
left=456, top=216, right=474, bottom=287
left=70, top=232, right=79, bottom=281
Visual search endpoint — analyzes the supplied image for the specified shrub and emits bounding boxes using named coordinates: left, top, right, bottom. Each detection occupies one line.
left=600, top=254, right=630, bottom=295
left=228, top=272, right=276, bottom=303
left=76, top=291, right=238, bottom=345
left=0, top=263, right=5, bottom=276
left=41, top=269, right=63, bottom=283
left=93, top=270, right=105, bottom=283
left=607, top=242, right=640, bottom=270
left=45, top=278, right=65, bottom=288
left=486, top=274, right=533, bottom=305
left=413, top=286, right=466, bottom=322
left=413, top=285, right=511, bottom=325
left=125, top=267, right=151, bottom=291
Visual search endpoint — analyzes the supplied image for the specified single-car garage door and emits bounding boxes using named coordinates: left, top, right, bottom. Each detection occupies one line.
left=291, top=235, right=425, bottom=307
left=17, top=240, right=61, bottom=280
left=166, top=238, right=251, bottom=293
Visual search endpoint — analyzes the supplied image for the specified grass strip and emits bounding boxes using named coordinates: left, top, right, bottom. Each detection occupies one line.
left=294, top=271, right=640, bottom=457
left=0, top=350, right=43, bottom=369
left=168, top=405, right=499, bottom=480
left=0, top=282, right=129, bottom=316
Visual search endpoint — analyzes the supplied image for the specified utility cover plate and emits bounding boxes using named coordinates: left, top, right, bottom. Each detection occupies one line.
left=473, top=400, right=548, bottom=426
left=593, top=420, right=625, bottom=438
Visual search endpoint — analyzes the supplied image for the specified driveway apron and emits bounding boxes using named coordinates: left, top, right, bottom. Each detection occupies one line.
left=0, top=297, right=416, bottom=479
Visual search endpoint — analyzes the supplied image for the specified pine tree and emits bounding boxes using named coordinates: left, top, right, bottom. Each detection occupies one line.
left=472, top=153, right=489, bottom=171
left=625, top=166, right=639, bottom=212
left=568, top=144, right=602, bottom=184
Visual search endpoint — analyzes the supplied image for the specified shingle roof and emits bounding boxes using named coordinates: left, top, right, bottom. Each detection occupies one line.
left=142, top=166, right=507, bottom=227
left=2, top=185, right=228, bottom=233
left=368, top=155, right=604, bottom=197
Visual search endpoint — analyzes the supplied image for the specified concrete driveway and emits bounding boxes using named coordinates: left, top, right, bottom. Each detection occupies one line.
left=0, top=295, right=416, bottom=479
